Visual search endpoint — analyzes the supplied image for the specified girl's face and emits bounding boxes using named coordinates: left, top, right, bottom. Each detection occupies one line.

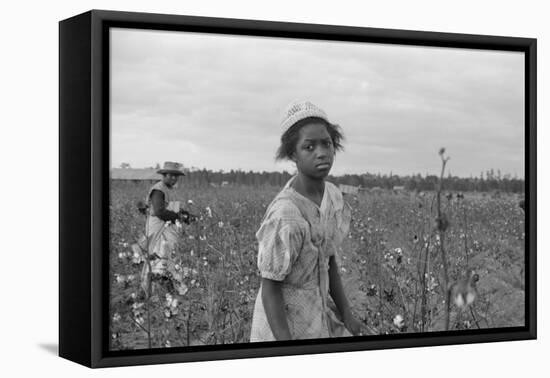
left=292, top=122, right=335, bottom=179
left=163, top=173, right=180, bottom=188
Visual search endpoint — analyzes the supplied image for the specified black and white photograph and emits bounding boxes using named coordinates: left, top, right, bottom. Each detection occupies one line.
left=108, top=26, right=526, bottom=351
left=3, top=0, right=549, bottom=374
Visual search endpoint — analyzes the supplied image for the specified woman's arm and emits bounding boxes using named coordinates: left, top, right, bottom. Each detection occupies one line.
left=261, top=277, right=292, bottom=340
left=328, top=256, right=366, bottom=335
left=150, top=190, right=179, bottom=222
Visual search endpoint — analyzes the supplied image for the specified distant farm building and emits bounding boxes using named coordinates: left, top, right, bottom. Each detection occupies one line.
left=111, top=168, right=161, bottom=183
left=339, top=184, right=359, bottom=195
left=393, top=185, right=406, bottom=192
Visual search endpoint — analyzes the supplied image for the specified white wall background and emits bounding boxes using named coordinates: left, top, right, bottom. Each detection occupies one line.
left=0, top=0, right=546, bottom=376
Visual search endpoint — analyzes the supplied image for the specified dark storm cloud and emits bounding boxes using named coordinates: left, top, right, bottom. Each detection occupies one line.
left=111, top=28, right=524, bottom=177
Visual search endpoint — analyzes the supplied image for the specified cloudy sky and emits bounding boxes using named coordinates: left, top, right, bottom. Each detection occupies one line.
left=110, top=28, right=525, bottom=178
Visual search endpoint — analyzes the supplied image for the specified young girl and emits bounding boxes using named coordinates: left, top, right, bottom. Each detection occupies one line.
left=250, top=101, right=366, bottom=341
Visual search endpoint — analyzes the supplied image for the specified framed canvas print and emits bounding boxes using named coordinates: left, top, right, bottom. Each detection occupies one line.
left=59, top=10, right=537, bottom=368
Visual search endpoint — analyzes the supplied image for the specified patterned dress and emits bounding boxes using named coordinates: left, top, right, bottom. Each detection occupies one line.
left=250, top=176, right=352, bottom=341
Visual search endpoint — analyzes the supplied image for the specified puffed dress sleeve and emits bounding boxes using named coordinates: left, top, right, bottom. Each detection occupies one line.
left=255, top=204, right=305, bottom=281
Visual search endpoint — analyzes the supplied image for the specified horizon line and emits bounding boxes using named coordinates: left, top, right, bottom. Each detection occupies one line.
left=110, top=166, right=525, bottom=180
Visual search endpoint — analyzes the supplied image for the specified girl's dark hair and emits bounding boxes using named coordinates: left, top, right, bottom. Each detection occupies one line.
left=275, top=117, right=344, bottom=161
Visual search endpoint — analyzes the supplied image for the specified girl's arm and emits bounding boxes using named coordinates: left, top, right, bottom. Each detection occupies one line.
left=328, top=256, right=365, bottom=335
left=261, top=277, right=292, bottom=340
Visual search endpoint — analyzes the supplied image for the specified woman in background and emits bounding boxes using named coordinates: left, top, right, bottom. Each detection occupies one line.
left=135, top=161, right=190, bottom=295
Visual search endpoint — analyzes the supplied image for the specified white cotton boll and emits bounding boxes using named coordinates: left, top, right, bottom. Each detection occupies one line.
left=131, top=252, right=143, bottom=264
left=177, top=283, right=188, bottom=296
left=393, top=314, right=404, bottom=328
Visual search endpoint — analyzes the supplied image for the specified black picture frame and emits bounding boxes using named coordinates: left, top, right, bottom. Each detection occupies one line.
left=59, top=9, right=537, bottom=368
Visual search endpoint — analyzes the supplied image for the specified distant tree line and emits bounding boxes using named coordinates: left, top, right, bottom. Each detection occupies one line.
left=179, top=168, right=524, bottom=193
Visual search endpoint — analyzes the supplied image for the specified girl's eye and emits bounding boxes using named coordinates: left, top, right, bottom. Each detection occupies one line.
left=305, top=145, right=314, bottom=151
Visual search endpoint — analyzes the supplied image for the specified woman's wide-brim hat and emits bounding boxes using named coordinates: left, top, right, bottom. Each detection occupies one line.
left=280, top=100, right=329, bottom=132
left=157, top=161, right=185, bottom=176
